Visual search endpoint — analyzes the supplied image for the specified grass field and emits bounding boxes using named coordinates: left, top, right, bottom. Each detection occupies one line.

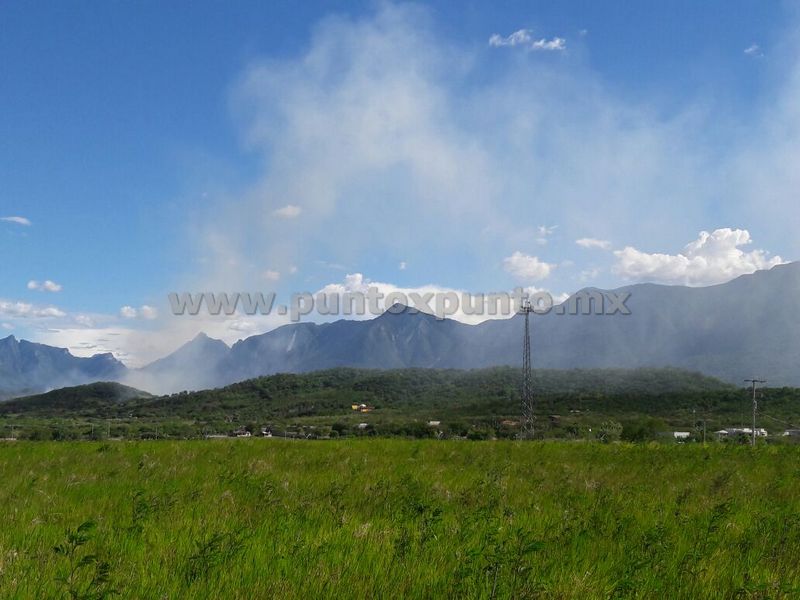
left=2, top=440, right=800, bottom=598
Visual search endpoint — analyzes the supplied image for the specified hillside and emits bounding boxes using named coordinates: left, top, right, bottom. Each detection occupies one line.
left=0, top=382, right=152, bottom=417
left=134, top=366, right=734, bottom=419
left=8, top=366, right=792, bottom=442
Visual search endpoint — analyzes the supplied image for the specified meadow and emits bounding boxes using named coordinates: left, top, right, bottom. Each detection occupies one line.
left=1, top=439, right=800, bottom=599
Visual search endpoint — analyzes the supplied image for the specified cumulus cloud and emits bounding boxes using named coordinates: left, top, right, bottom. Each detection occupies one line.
left=27, top=279, right=62, bottom=292
left=489, top=29, right=566, bottom=51
left=0, top=216, right=31, bottom=226
left=273, top=204, right=302, bottom=218
left=576, top=238, right=612, bottom=250
left=317, top=272, right=566, bottom=324
left=0, top=299, right=66, bottom=319
left=612, top=228, right=784, bottom=286
left=316, top=273, right=464, bottom=317
left=120, top=305, right=159, bottom=320
left=119, top=306, right=138, bottom=319
left=503, top=252, right=554, bottom=281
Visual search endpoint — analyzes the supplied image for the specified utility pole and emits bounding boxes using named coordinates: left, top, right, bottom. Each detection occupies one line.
left=519, top=299, right=535, bottom=439
left=744, top=379, right=766, bottom=447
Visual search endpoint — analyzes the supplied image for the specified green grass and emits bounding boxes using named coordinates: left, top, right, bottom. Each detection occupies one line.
left=2, top=439, right=800, bottom=598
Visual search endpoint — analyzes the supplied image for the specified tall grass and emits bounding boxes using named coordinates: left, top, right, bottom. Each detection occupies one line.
left=1, top=440, right=799, bottom=598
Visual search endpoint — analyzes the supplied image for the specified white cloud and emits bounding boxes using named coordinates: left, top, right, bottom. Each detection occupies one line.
left=398, top=261, right=407, bottom=270
left=576, top=237, right=612, bottom=250
left=317, top=272, right=566, bottom=324
left=120, top=305, right=158, bottom=320
left=139, top=305, right=158, bottom=320
left=0, top=299, right=66, bottom=319
left=536, top=225, right=557, bottom=245
left=613, top=228, right=784, bottom=286
left=0, top=216, right=31, bottom=226
left=532, top=37, right=566, bottom=51
left=36, top=327, right=135, bottom=361
left=263, top=269, right=281, bottom=281
left=273, top=204, right=302, bottom=219
left=27, top=279, right=63, bottom=292
left=489, top=29, right=531, bottom=47
left=503, top=252, right=554, bottom=281
left=119, top=306, right=138, bottom=319
left=227, top=319, right=258, bottom=333
left=74, top=315, right=95, bottom=327
left=489, top=29, right=566, bottom=51
left=744, top=43, right=762, bottom=56
left=1, top=323, right=13, bottom=330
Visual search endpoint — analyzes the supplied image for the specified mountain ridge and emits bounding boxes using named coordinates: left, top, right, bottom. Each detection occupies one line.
left=1, top=262, right=798, bottom=398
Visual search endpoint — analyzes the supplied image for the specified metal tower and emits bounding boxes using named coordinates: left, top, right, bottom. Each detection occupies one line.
left=744, top=378, right=766, bottom=447
left=520, top=300, right=535, bottom=439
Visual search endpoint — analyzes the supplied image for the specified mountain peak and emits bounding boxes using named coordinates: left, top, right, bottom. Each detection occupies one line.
left=190, top=332, right=229, bottom=349
left=90, top=352, right=121, bottom=362
left=379, top=303, right=423, bottom=317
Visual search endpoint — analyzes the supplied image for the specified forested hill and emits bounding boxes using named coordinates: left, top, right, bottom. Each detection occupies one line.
left=5, top=367, right=800, bottom=442
left=0, top=382, right=151, bottom=415
left=2, top=367, right=731, bottom=419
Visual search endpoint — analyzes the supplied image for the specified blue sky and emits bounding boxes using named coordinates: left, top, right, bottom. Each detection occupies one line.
left=1, top=1, right=798, bottom=364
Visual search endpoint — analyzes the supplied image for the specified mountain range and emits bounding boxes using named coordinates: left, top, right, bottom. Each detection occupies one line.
left=0, top=336, right=126, bottom=400
left=2, top=262, right=798, bottom=398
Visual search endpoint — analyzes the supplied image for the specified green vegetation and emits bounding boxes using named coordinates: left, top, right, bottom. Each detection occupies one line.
left=2, top=440, right=800, bottom=598
left=2, top=367, right=799, bottom=442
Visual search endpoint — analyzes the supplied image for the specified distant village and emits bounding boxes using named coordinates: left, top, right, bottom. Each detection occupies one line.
left=200, top=401, right=800, bottom=442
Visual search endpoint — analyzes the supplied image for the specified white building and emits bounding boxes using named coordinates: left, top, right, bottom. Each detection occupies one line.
left=716, top=427, right=768, bottom=439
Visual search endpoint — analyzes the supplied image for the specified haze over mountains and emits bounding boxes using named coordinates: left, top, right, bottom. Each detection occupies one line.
left=1, top=262, right=798, bottom=398
left=0, top=336, right=126, bottom=400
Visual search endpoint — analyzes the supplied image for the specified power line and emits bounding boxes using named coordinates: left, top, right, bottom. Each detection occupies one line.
left=760, top=412, right=794, bottom=428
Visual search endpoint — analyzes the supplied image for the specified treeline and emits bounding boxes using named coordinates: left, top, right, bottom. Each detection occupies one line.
left=1, top=367, right=798, bottom=442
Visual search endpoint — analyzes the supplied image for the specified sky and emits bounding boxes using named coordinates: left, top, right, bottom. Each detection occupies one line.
left=1, top=0, right=798, bottom=366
